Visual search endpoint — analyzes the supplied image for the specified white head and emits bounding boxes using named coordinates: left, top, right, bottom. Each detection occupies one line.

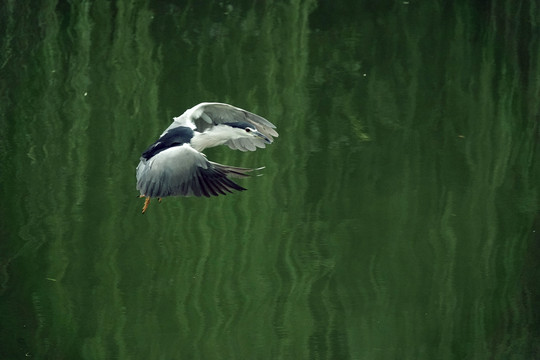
left=190, top=122, right=271, bottom=151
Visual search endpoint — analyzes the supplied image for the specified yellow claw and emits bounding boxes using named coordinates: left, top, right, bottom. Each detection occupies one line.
left=141, top=196, right=151, bottom=214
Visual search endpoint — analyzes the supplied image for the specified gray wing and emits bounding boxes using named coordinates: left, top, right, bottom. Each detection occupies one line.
left=136, top=144, right=254, bottom=198
left=166, top=102, right=279, bottom=151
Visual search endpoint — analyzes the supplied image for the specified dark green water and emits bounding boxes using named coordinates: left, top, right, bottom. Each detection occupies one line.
left=1, top=1, right=539, bottom=359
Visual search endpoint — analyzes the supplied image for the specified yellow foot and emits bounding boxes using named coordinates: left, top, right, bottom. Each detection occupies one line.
left=158, top=198, right=162, bottom=203
left=142, top=197, right=151, bottom=214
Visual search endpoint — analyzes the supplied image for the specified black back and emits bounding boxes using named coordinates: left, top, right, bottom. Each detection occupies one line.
left=141, top=126, right=194, bottom=160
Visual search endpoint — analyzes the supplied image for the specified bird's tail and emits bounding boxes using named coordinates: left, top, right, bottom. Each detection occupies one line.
left=210, top=162, right=264, bottom=179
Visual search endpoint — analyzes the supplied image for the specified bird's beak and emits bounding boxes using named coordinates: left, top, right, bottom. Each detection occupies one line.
left=253, top=130, right=271, bottom=144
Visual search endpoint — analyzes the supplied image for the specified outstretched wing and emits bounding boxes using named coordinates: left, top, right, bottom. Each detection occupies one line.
left=136, top=144, right=255, bottom=198
left=165, top=102, right=279, bottom=151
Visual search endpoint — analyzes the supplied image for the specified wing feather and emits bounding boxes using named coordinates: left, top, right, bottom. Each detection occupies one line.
left=167, top=102, right=278, bottom=140
left=136, top=143, right=254, bottom=198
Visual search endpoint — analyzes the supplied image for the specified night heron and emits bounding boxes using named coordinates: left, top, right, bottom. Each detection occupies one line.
left=136, top=102, right=278, bottom=213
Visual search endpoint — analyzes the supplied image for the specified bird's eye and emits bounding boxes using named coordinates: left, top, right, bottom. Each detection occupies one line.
left=245, top=128, right=251, bottom=133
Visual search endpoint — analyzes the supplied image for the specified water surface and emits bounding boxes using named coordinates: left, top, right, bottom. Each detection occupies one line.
left=1, top=1, right=539, bottom=359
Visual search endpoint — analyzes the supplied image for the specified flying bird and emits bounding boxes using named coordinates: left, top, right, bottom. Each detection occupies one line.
left=136, top=102, right=278, bottom=214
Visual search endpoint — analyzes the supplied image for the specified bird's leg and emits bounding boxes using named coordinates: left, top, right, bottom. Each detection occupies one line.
left=158, top=198, right=162, bottom=203
left=141, top=196, right=151, bottom=214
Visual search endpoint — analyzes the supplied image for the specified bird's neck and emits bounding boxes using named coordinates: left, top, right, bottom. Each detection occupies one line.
left=190, top=126, right=241, bottom=152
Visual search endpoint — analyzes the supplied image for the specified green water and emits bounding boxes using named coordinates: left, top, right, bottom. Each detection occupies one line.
left=1, top=1, right=539, bottom=359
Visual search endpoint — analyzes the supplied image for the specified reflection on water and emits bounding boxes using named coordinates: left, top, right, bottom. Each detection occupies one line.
left=1, top=0, right=538, bottom=359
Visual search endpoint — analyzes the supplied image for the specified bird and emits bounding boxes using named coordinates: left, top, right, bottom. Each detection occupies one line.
left=136, top=102, right=278, bottom=214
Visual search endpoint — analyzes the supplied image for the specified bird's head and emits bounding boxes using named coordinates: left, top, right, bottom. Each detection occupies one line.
left=223, top=122, right=272, bottom=144
left=191, top=121, right=272, bottom=151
